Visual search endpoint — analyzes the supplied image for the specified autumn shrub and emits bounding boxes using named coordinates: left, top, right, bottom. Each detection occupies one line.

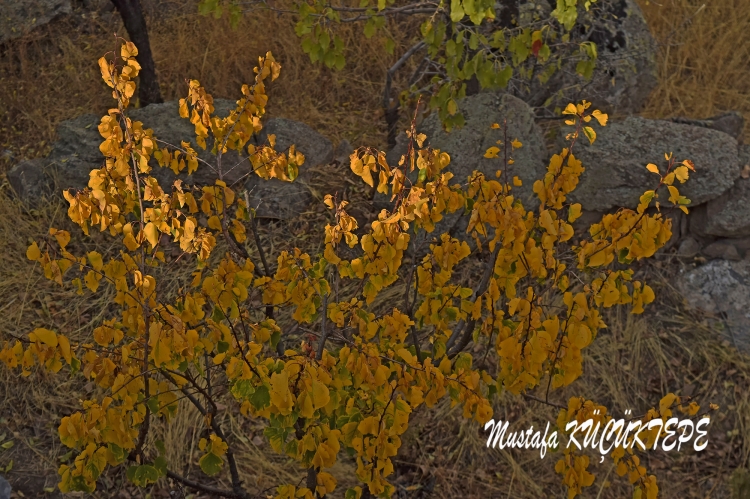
left=0, top=39, right=708, bottom=499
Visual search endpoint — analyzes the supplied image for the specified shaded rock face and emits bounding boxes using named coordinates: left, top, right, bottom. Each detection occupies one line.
left=9, top=103, right=335, bottom=220
left=690, top=145, right=750, bottom=238
left=0, top=475, right=10, bottom=499
left=384, top=93, right=548, bottom=243
left=512, top=0, right=657, bottom=116
left=9, top=99, right=239, bottom=198
left=564, top=117, right=740, bottom=212
left=677, top=260, right=750, bottom=352
left=387, top=93, right=547, bottom=203
left=0, top=0, right=71, bottom=44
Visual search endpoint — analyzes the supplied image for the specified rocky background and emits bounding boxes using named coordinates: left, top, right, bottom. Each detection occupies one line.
left=7, top=0, right=750, bottom=361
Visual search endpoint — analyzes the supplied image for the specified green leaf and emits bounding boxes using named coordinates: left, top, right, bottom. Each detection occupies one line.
left=454, top=352, right=473, bottom=370
left=108, top=443, right=127, bottom=463
left=264, top=426, right=288, bottom=453
left=155, top=440, right=166, bottom=456
left=469, top=32, right=479, bottom=50
left=199, top=452, right=224, bottom=476
left=146, top=397, right=160, bottom=415
left=490, top=31, right=505, bottom=50
left=211, top=305, right=225, bottom=322
left=154, top=456, right=168, bottom=477
left=319, top=31, right=331, bottom=50
left=128, top=464, right=160, bottom=486
left=346, top=487, right=363, bottom=499
left=334, top=53, right=346, bottom=71
left=217, top=340, right=229, bottom=353
left=364, top=19, right=377, bottom=38
left=385, top=38, right=395, bottom=55
left=445, top=39, right=457, bottom=57
left=450, top=0, right=465, bottom=22
left=495, top=65, right=513, bottom=88
left=576, top=60, right=595, bottom=80
left=70, top=356, right=81, bottom=374
left=250, top=384, right=271, bottom=410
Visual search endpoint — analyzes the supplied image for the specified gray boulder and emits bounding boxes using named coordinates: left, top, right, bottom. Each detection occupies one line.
left=690, top=145, right=750, bottom=237
left=677, top=237, right=701, bottom=258
left=9, top=102, right=334, bottom=220
left=387, top=93, right=547, bottom=203
left=0, top=0, right=71, bottom=44
left=702, top=241, right=741, bottom=261
left=669, top=111, right=746, bottom=143
left=8, top=158, right=50, bottom=200
left=245, top=118, right=334, bottom=219
left=256, top=118, right=333, bottom=170
left=383, top=92, right=547, bottom=241
left=677, top=260, right=750, bottom=352
left=565, top=117, right=740, bottom=212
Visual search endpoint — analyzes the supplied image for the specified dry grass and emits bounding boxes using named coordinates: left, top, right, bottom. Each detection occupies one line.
left=0, top=0, right=422, bottom=171
left=1, top=0, right=750, bottom=497
left=638, top=0, right=750, bottom=142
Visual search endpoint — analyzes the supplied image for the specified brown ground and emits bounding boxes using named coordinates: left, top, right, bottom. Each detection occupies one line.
left=1, top=0, right=750, bottom=498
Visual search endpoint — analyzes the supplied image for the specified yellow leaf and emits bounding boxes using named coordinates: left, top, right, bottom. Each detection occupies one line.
left=144, top=222, right=159, bottom=248
left=50, top=229, right=71, bottom=249
left=674, top=165, right=689, bottom=183
left=311, top=379, right=330, bottom=410
left=26, top=242, right=41, bottom=261
left=591, top=109, right=608, bottom=126
left=316, top=471, right=337, bottom=495
left=583, top=126, right=596, bottom=144
left=484, top=147, right=500, bottom=159
left=563, top=103, right=578, bottom=115
left=512, top=176, right=522, bottom=186
left=87, top=251, right=104, bottom=271
left=350, top=156, right=374, bottom=187
left=511, top=139, right=522, bottom=149
left=32, top=328, right=58, bottom=348
left=568, top=203, right=582, bottom=223
left=357, top=416, right=379, bottom=435
left=646, top=163, right=659, bottom=174
left=179, top=99, right=189, bottom=119
left=121, top=41, right=138, bottom=59
left=447, top=99, right=458, bottom=116
left=667, top=185, right=680, bottom=204
left=58, top=335, right=72, bottom=364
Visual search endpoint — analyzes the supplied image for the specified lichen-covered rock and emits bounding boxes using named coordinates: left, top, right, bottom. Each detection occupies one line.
left=565, top=117, right=740, bottom=212
left=0, top=0, right=71, bottom=44
left=677, top=260, right=750, bottom=352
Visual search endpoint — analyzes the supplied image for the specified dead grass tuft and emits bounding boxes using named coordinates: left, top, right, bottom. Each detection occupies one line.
left=638, top=0, right=750, bottom=142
